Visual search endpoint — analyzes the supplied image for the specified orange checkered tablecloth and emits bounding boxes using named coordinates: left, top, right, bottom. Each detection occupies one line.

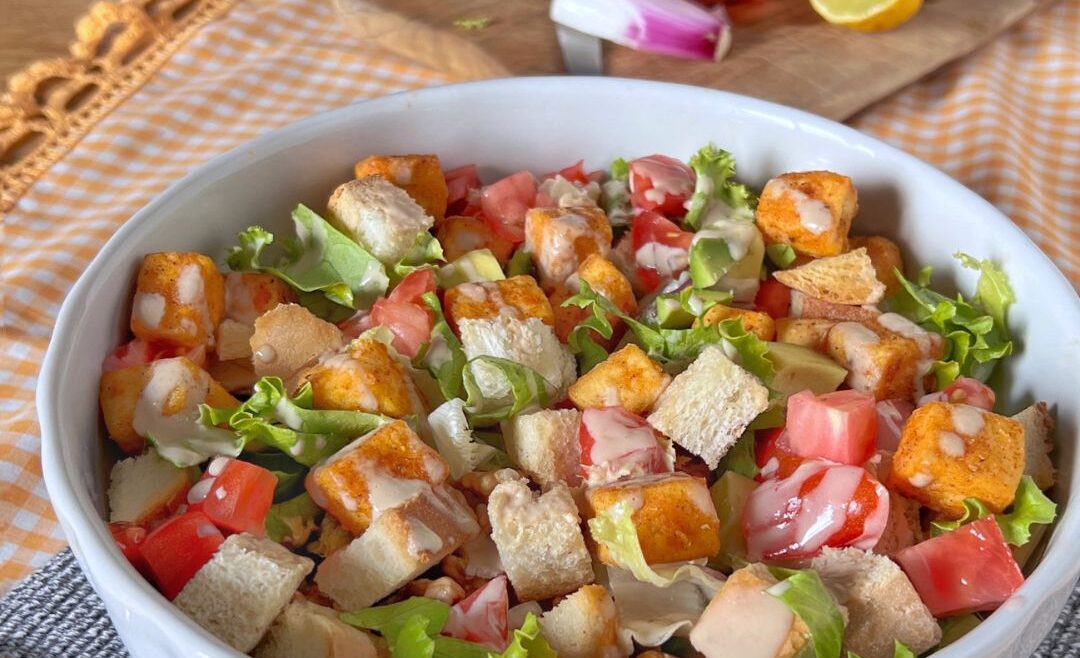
left=0, top=0, right=1077, bottom=591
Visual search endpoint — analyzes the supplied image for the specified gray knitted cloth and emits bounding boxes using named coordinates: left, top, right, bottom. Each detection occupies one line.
left=0, top=549, right=1077, bottom=657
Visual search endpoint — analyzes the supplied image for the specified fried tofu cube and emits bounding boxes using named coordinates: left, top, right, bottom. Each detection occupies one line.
left=849, top=235, right=904, bottom=296
left=354, top=154, right=448, bottom=223
left=300, top=338, right=420, bottom=418
left=130, top=252, right=225, bottom=349
left=775, top=318, right=837, bottom=350
left=502, top=409, right=582, bottom=487
left=825, top=316, right=943, bottom=401
left=524, top=206, right=613, bottom=290
left=250, top=303, right=343, bottom=381
left=306, top=420, right=449, bottom=535
left=755, top=171, right=857, bottom=258
left=327, top=176, right=434, bottom=265
left=223, top=272, right=295, bottom=325
left=437, top=215, right=515, bottom=265
left=696, top=304, right=776, bottom=341
left=890, top=402, right=1025, bottom=518
left=550, top=254, right=637, bottom=347
left=99, top=357, right=238, bottom=454
left=568, top=344, right=669, bottom=415
left=444, top=275, right=554, bottom=332
left=586, top=473, right=720, bottom=565
left=540, top=585, right=625, bottom=658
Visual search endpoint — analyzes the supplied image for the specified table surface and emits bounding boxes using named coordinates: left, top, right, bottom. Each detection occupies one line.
left=0, top=0, right=91, bottom=82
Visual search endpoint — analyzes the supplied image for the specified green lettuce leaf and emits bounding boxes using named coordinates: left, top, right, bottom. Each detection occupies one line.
left=766, top=243, right=797, bottom=269
left=767, top=568, right=844, bottom=658
left=494, top=613, right=557, bottom=658
left=683, top=144, right=757, bottom=231
left=417, top=292, right=467, bottom=400
left=428, top=399, right=499, bottom=479
left=601, top=157, right=632, bottom=226
left=929, top=497, right=991, bottom=537
left=463, top=357, right=552, bottom=425
left=929, top=476, right=1056, bottom=546
left=956, top=252, right=1015, bottom=333
left=264, top=492, right=321, bottom=546
left=564, top=284, right=616, bottom=374
left=340, top=597, right=450, bottom=641
left=145, top=429, right=244, bottom=469
left=241, top=450, right=308, bottom=501
left=718, top=430, right=759, bottom=479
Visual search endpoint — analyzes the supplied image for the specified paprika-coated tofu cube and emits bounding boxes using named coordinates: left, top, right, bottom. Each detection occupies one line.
left=695, top=304, right=776, bottom=341
left=131, top=252, right=225, bottom=349
left=550, top=254, right=637, bottom=347
left=524, top=206, right=613, bottom=290
left=890, top=402, right=1025, bottom=518
left=586, top=472, right=721, bottom=565
left=437, top=215, right=515, bottom=265
left=825, top=316, right=942, bottom=401
left=299, top=338, right=418, bottom=418
left=99, top=357, right=238, bottom=454
left=755, top=171, right=857, bottom=258
left=849, top=235, right=904, bottom=296
left=223, top=272, right=296, bottom=325
left=306, top=420, right=449, bottom=535
left=327, top=176, right=434, bottom=265
left=775, top=318, right=836, bottom=350
left=354, top=154, right=449, bottom=223
left=568, top=344, right=669, bottom=415
left=444, top=275, right=554, bottom=331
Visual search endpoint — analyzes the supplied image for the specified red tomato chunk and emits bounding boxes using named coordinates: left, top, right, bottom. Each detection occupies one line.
left=188, top=457, right=277, bottom=536
left=579, top=406, right=672, bottom=482
left=630, top=211, right=694, bottom=294
left=443, top=574, right=509, bottom=651
left=480, top=171, right=537, bottom=243
left=754, top=279, right=791, bottom=319
left=108, top=521, right=149, bottom=576
left=140, top=510, right=224, bottom=600
left=785, top=389, right=878, bottom=465
left=628, top=155, right=695, bottom=217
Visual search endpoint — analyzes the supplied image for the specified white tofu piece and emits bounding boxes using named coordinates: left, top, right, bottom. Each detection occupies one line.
left=327, top=176, right=434, bottom=265
left=459, top=315, right=577, bottom=402
left=502, top=408, right=582, bottom=487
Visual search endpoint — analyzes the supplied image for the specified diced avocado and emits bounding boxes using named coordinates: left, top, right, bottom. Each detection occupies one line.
left=715, top=227, right=764, bottom=304
left=709, top=471, right=757, bottom=571
left=438, top=248, right=506, bottom=287
left=506, top=246, right=534, bottom=278
left=656, top=288, right=731, bottom=329
left=938, top=614, right=981, bottom=649
left=656, top=295, right=695, bottom=329
left=764, top=341, right=848, bottom=397
left=264, top=492, right=321, bottom=548
left=689, top=237, right=736, bottom=290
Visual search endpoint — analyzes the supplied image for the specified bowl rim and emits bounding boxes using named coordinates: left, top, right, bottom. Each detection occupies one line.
left=37, top=76, right=1080, bottom=658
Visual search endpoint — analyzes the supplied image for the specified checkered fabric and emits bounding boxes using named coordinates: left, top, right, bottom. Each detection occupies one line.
left=0, top=0, right=1076, bottom=594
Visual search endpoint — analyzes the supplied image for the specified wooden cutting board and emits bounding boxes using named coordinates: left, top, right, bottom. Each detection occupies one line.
left=340, top=0, right=1047, bottom=121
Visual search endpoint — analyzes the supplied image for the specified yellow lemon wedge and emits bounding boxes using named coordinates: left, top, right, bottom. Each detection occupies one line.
left=809, top=0, right=924, bottom=32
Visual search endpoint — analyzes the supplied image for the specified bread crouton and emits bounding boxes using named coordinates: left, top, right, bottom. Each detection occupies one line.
left=755, top=171, right=857, bottom=258
left=586, top=473, right=720, bottom=565
left=307, top=420, right=448, bottom=535
left=327, top=176, right=434, bottom=265
left=315, top=485, right=478, bottom=610
left=811, top=548, right=940, bottom=658
left=775, top=318, right=837, bottom=350
left=502, top=409, right=582, bottom=487
left=444, top=276, right=554, bottom=331
left=550, top=254, right=637, bottom=347
left=789, top=290, right=880, bottom=322
left=689, top=563, right=811, bottom=658
left=353, top=154, right=448, bottom=223
left=223, top=272, right=296, bottom=325
left=299, top=338, right=418, bottom=417
left=1012, top=402, right=1055, bottom=489
left=696, top=304, right=776, bottom=341
left=825, top=317, right=943, bottom=401
left=459, top=315, right=577, bottom=402
left=524, top=206, right=613, bottom=290
left=130, top=252, right=225, bottom=349
left=488, top=478, right=594, bottom=601
left=207, top=358, right=258, bottom=395
left=437, top=215, right=515, bottom=265
left=773, top=248, right=885, bottom=305
left=569, top=344, right=669, bottom=415
left=540, top=585, right=625, bottom=658
left=254, top=599, right=382, bottom=658
left=890, top=402, right=1025, bottom=518
left=174, top=533, right=314, bottom=653
left=99, top=357, right=238, bottom=454
left=848, top=236, right=903, bottom=296
left=647, top=346, right=769, bottom=469
left=250, top=304, right=343, bottom=381
left=108, top=451, right=196, bottom=524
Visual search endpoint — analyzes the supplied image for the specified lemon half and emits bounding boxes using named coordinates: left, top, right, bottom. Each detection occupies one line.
left=810, top=0, right=924, bottom=32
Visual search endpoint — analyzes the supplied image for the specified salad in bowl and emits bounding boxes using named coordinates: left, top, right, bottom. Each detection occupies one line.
left=96, top=146, right=1057, bottom=658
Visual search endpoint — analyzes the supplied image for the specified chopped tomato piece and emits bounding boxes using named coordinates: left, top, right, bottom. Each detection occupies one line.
left=109, top=522, right=150, bottom=576
left=188, top=457, right=277, bottom=536
left=628, top=155, right=694, bottom=217
left=630, top=211, right=694, bottom=294
left=480, top=171, right=537, bottom=243
left=894, top=517, right=1024, bottom=617
left=875, top=399, right=914, bottom=452
left=387, top=268, right=438, bottom=308
left=579, top=407, right=672, bottom=484
left=445, top=164, right=483, bottom=217
left=785, top=389, right=878, bottom=465
left=754, top=427, right=804, bottom=481
left=754, top=279, right=791, bottom=319
left=338, top=310, right=374, bottom=340
left=543, top=160, right=591, bottom=185
left=743, top=460, right=890, bottom=561
left=369, top=297, right=433, bottom=359
left=140, top=510, right=224, bottom=599
left=443, top=574, right=510, bottom=651
left=102, top=339, right=180, bottom=372
left=918, top=377, right=996, bottom=411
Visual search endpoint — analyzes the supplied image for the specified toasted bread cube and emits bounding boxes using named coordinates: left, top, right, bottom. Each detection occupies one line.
left=131, top=252, right=225, bottom=349
left=254, top=600, right=381, bottom=658
left=696, top=304, right=776, bottom=341
left=108, top=451, right=197, bottom=524
left=315, top=485, right=479, bottom=610
left=459, top=316, right=577, bottom=403
left=775, top=318, right=837, bottom=350
left=648, top=346, right=769, bottom=469
left=569, top=344, right=669, bottom=415
left=437, top=215, right=515, bottom=265
left=250, top=304, right=343, bottom=381
left=307, top=420, right=448, bottom=535
left=444, top=275, right=554, bottom=332
left=208, top=358, right=258, bottom=395
left=825, top=316, right=943, bottom=401
left=849, top=236, right=903, bottom=296
left=550, top=254, right=637, bottom=346
left=354, top=154, right=448, bottom=223
left=755, top=171, right=857, bottom=258
left=891, top=402, right=1025, bottom=518
left=540, top=585, right=625, bottom=658
left=174, top=534, right=314, bottom=653
left=99, top=357, right=238, bottom=454
left=789, top=290, right=879, bottom=323
left=488, top=478, right=594, bottom=601
left=811, top=548, right=940, bottom=658
left=524, top=206, right=613, bottom=290
left=502, top=409, right=582, bottom=487
left=587, top=473, right=720, bottom=565
left=327, top=176, right=434, bottom=265
left=224, top=272, right=295, bottom=325
left=299, top=338, right=419, bottom=418
left=1013, top=402, right=1055, bottom=489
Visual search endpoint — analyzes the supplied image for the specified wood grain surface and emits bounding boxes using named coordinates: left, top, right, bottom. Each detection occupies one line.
left=0, top=0, right=92, bottom=81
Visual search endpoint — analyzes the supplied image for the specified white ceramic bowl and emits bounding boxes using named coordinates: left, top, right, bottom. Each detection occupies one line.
left=39, top=77, right=1079, bottom=658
